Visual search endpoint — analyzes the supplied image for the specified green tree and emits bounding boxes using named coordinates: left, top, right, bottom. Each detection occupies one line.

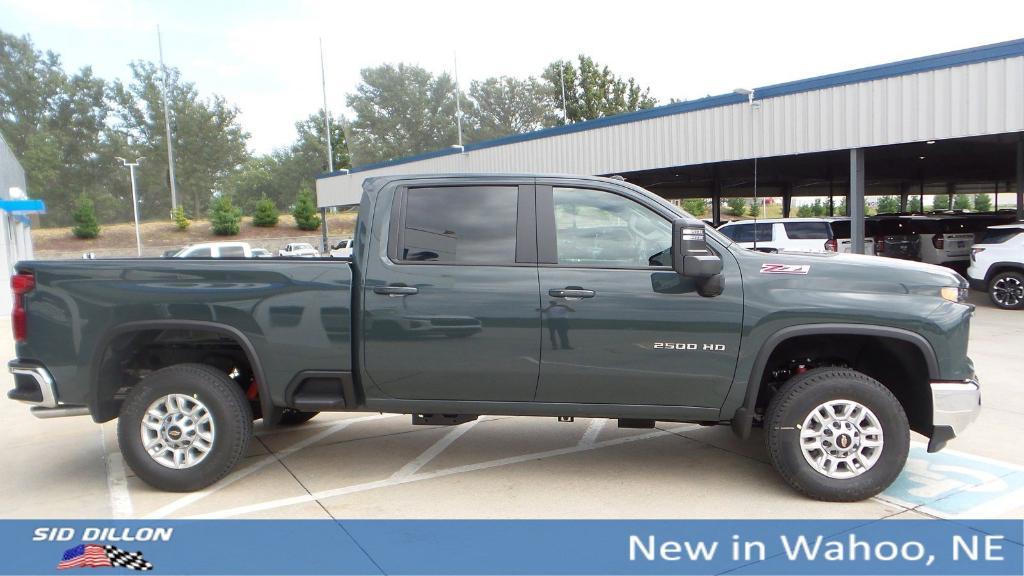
left=974, top=193, right=993, bottom=212
left=726, top=197, right=746, bottom=217
left=748, top=199, right=761, bottom=217
left=931, top=194, right=950, bottom=210
left=796, top=204, right=814, bottom=217
left=109, top=61, right=249, bottom=219
left=682, top=199, right=707, bottom=217
left=811, top=199, right=825, bottom=216
left=291, top=188, right=321, bottom=231
left=908, top=196, right=922, bottom=212
left=541, top=55, right=657, bottom=125
left=465, top=76, right=548, bottom=142
left=876, top=195, right=900, bottom=214
left=208, top=195, right=241, bottom=236
left=171, top=205, right=190, bottom=230
left=252, top=195, right=279, bottom=227
left=70, top=194, right=99, bottom=238
left=0, top=31, right=119, bottom=226
left=346, top=63, right=460, bottom=165
left=953, top=193, right=972, bottom=210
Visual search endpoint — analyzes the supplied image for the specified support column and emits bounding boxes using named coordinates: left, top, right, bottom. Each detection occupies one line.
left=946, top=183, right=955, bottom=212
left=712, top=181, right=722, bottom=226
left=1017, top=134, right=1024, bottom=220
left=828, top=181, right=835, bottom=216
left=849, top=148, right=866, bottom=254
left=899, top=182, right=910, bottom=213
left=782, top=184, right=792, bottom=218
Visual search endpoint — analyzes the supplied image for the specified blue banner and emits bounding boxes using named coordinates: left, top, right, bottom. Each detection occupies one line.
left=3, top=520, right=1020, bottom=575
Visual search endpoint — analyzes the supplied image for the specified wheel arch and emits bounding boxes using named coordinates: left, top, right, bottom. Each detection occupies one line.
left=89, top=320, right=273, bottom=424
left=731, top=324, right=938, bottom=439
left=985, top=262, right=1024, bottom=283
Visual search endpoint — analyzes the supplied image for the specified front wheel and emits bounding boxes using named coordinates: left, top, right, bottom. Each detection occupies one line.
left=765, top=367, right=909, bottom=502
left=117, top=363, right=253, bottom=492
left=988, top=271, right=1024, bottom=310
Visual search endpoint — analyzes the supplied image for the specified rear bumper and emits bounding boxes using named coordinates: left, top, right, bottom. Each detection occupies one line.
left=927, top=377, right=981, bottom=453
left=7, top=361, right=89, bottom=419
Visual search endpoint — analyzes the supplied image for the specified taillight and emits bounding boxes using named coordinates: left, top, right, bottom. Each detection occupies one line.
left=971, top=247, right=985, bottom=262
left=11, top=272, right=34, bottom=342
left=932, top=234, right=944, bottom=249
left=825, top=239, right=838, bottom=252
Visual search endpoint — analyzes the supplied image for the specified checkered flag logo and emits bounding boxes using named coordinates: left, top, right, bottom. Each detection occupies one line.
left=105, top=545, right=154, bottom=571
left=58, top=544, right=154, bottom=571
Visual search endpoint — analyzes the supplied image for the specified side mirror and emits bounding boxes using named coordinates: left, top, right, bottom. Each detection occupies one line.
left=672, top=218, right=725, bottom=297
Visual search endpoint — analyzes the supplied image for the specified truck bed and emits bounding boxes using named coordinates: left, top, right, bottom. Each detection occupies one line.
left=14, top=258, right=353, bottom=419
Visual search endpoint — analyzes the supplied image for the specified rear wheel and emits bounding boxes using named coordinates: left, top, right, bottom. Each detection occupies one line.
left=988, top=271, right=1024, bottom=310
left=765, top=367, right=909, bottom=501
left=117, top=363, right=252, bottom=492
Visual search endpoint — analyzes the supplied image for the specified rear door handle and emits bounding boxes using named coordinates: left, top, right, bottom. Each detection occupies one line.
left=374, top=285, right=419, bottom=296
left=548, top=288, right=595, bottom=299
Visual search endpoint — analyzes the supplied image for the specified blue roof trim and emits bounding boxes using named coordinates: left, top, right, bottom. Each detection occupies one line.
left=319, top=37, right=1024, bottom=178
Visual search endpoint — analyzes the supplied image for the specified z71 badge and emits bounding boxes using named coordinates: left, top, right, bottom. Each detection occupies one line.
left=760, top=263, right=810, bottom=275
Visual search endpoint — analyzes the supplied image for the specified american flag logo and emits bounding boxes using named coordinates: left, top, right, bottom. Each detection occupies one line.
left=57, top=544, right=154, bottom=571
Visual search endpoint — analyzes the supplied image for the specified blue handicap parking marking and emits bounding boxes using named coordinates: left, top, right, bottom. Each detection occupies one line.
left=879, top=443, right=1024, bottom=517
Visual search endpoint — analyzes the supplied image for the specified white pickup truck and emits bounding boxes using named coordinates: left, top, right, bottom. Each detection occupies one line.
left=717, top=218, right=874, bottom=254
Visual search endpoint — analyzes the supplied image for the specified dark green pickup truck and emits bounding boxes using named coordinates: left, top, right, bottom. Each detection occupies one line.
left=8, top=174, right=980, bottom=501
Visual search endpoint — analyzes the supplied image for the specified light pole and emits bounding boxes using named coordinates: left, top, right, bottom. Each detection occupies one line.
left=733, top=88, right=759, bottom=246
left=115, top=156, right=145, bottom=257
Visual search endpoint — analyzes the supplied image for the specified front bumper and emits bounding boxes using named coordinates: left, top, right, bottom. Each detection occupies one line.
left=7, top=361, right=89, bottom=419
left=927, top=377, right=981, bottom=453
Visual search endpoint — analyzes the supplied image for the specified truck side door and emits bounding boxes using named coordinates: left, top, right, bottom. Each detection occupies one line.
left=533, top=183, right=743, bottom=408
left=362, top=181, right=541, bottom=401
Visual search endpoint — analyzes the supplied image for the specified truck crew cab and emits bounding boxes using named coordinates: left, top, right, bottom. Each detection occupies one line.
left=8, top=174, right=980, bottom=501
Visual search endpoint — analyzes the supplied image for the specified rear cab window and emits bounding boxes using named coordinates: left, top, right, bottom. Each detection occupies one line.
left=398, top=186, right=519, bottom=264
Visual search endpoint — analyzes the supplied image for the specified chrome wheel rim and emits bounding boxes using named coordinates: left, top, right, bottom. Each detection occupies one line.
left=140, top=394, right=215, bottom=469
left=992, top=276, right=1023, bottom=307
left=799, top=399, right=883, bottom=479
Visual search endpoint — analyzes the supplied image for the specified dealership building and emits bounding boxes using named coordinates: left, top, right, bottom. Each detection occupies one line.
left=317, top=38, right=1024, bottom=249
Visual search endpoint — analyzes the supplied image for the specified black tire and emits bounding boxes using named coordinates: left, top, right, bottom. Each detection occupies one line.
left=117, top=363, right=253, bottom=492
left=276, top=409, right=319, bottom=426
left=988, top=271, right=1024, bottom=310
left=765, top=367, right=909, bottom=502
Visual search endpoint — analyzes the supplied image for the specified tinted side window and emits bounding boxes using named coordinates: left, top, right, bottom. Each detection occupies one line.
left=980, top=229, right=1022, bottom=244
left=190, top=247, right=212, bottom=258
left=783, top=222, right=829, bottom=239
left=220, top=246, right=245, bottom=258
left=723, top=223, right=771, bottom=243
left=401, top=186, right=518, bottom=264
left=552, top=187, right=671, bottom=267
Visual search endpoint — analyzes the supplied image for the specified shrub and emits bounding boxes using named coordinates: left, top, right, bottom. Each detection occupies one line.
left=292, top=188, right=321, bottom=231
left=171, top=205, right=191, bottom=231
left=796, top=204, right=814, bottom=217
left=748, top=199, right=761, bottom=217
left=252, top=195, right=279, bottom=227
left=974, top=193, right=992, bottom=212
left=682, top=199, right=707, bottom=217
left=71, top=194, right=100, bottom=239
left=725, top=198, right=746, bottom=217
left=209, top=195, right=241, bottom=236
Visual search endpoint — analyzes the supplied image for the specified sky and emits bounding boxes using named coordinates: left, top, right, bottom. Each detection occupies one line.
left=3, top=0, right=1024, bottom=155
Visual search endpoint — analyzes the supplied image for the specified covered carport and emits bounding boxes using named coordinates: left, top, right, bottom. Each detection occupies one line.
left=317, top=38, right=1024, bottom=254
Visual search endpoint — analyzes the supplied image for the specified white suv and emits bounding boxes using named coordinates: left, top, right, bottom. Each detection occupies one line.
left=717, top=218, right=874, bottom=254
left=966, top=222, right=1024, bottom=310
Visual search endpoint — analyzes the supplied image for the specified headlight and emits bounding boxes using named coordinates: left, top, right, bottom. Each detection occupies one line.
left=940, top=286, right=969, bottom=303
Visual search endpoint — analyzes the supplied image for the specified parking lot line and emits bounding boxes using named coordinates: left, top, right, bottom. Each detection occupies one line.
left=187, top=424, right=699, bottom=519
left=577, top=418, right=606, bottom=447
left=389, top=419, right=479, bottom=480
left=101, top=424, right=133, bottom=519
left=146, top=413, right=398, bottom=519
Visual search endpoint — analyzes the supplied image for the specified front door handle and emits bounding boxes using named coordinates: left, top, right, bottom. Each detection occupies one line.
left=374, top=285, right=419, bottom=297
left=548, top=287, right=595, bottom=299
